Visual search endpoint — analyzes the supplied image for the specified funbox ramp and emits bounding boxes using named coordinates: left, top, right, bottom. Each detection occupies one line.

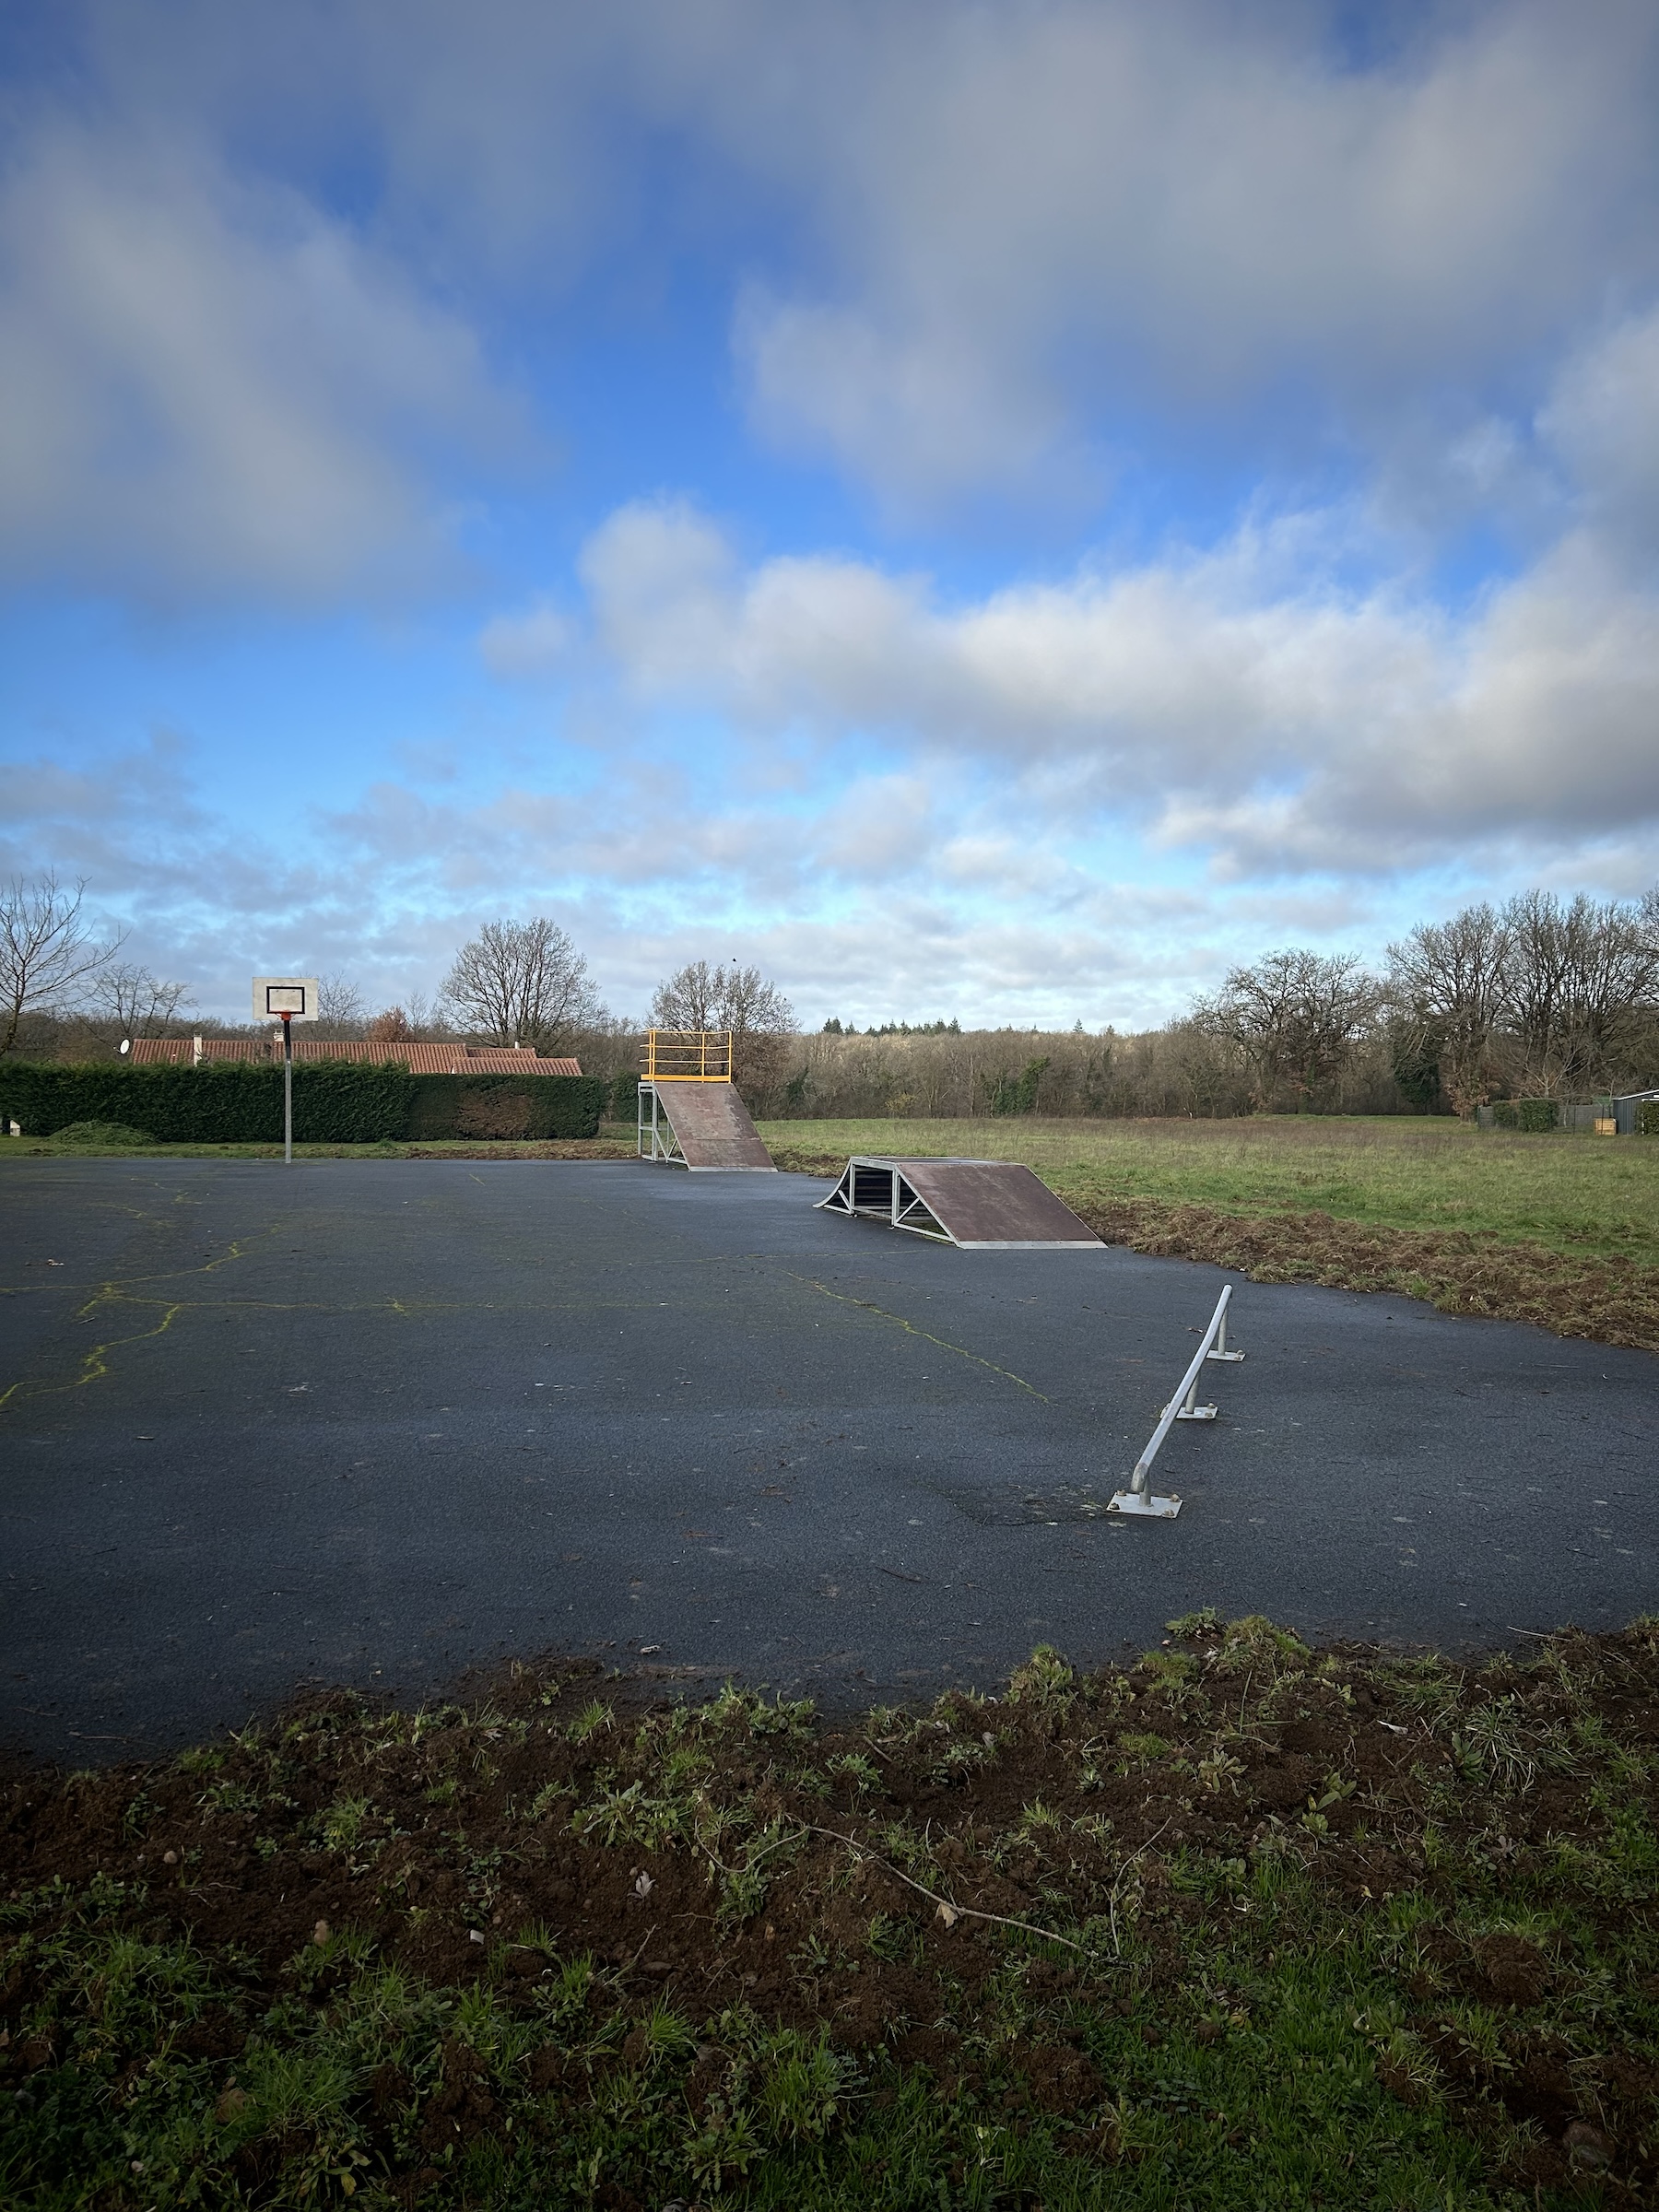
left=818, top=1156, right=1102, bottom=1249
left=639, top=1078, right=777, bottom=1171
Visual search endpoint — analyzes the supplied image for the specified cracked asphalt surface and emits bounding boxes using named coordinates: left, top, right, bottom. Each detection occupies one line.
left=3, top=1157, right=1655, bottom=1763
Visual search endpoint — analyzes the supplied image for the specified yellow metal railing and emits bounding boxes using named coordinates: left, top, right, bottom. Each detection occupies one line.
left=641, top=1029, right=733, bottom=1082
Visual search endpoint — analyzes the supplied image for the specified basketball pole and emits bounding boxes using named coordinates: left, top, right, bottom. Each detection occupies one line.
left=282, top=1012, right=293, bottom=1164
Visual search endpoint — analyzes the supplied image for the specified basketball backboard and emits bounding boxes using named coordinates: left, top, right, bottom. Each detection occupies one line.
left=252, top=976, right=320, bottom=1020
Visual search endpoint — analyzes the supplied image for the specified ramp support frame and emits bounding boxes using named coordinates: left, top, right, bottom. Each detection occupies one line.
left=819, top=1159, right=952, bottom=1241
left=637, top=1080, right=685, bottom=1165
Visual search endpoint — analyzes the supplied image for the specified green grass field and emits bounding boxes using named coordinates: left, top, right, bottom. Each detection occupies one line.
left=759, top=1115, right=1659, bottom=1266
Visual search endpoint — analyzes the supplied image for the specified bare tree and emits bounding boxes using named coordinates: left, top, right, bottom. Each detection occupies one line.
left=365, top=994, right=453, bottom=1045
left=313, top=973, right=369, bottom=1041
left=441, top=919, right=601, bottom=1052
left=96, top=962, right=194, bottom=1041
left=1386, top=903, right=1512, bottom=1116
left=1503, top=890, right=1659, bottom=1095
left=0, top=874, right=124, bottom=1057
left=1195, top=948, right=1377, bottom=1111
left=651, top=959, right=795, bottom=1094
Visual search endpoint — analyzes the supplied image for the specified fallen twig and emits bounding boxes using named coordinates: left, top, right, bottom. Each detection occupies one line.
left=1106, top=1818, right=1172, bottom=1960
left=804, top=1824, right=1094, bottom=1956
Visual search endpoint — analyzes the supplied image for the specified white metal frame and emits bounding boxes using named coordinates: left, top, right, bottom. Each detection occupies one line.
left=637, top=1079, right=686, bottom=1164
left=1108, top=1284, right=1243, bottom=1520
left=818, top=1157, right=955, bottom=1240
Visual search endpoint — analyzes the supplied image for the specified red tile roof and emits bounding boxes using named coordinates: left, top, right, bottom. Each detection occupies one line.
left=128, top=1038, right=582, bottom=1075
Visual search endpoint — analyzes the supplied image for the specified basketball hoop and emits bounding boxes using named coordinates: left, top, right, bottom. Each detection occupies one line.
left=252, top=978, right=318, bottom=1161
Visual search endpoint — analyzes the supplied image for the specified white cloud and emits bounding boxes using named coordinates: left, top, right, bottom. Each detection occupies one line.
left=735, top=289, right=1070, bottom=512
left=723, top=0, right=1659, bottom=506
left=478, top=597, right=574, bottom=677
left=1537, top=305, right=1659, bottom=550
left=0, top=121, right=520, bottom=601
left=516, top=484, right=1659, bottom=883
left=35, top=1, right=1659, bottom=519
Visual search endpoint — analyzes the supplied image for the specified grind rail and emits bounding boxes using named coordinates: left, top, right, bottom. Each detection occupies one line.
left=1107, top=1283, right=1243, bottom=1520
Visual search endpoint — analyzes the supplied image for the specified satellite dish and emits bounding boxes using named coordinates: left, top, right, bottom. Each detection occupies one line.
left=120, top=1038, right=131, bottom=1055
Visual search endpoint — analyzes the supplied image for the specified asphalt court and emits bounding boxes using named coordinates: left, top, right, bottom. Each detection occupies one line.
left=3, top=1157, right=1655, bottom=1763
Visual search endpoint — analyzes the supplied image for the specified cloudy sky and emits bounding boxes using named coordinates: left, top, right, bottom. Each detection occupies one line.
left=4, top=0, right=1658, bottom=1030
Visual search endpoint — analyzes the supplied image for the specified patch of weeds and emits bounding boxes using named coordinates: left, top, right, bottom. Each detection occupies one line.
left=567, top=1697, right=614, bottom=1746
left=1166, top=1606, right=1226, bottom=1639
left=1006, top=1644, right=1075, bottom=1705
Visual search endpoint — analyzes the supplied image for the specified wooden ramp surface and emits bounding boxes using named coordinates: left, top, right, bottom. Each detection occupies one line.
left=818, top=1157, right=1101, bottom=1248
left=649, top=1080, right=776, bottom=1171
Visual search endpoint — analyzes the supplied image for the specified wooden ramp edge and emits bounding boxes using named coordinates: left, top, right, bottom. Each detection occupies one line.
left=818, top=1157, right=1101, bottom=1247
left=641, top=1079, right=777, bottom=1171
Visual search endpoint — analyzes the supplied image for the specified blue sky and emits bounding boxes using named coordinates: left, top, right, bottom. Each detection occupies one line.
left=4, top=0, right=1659, bottom=1030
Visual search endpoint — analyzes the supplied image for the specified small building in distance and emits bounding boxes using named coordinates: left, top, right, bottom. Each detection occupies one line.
left=130, top=1038, right=582, bottom=1075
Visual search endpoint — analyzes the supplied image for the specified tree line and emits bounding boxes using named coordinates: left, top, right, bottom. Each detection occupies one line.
left=1193, top=888, right=1659, bottom=1115
left=6, top=872, right=1657, bottom=1118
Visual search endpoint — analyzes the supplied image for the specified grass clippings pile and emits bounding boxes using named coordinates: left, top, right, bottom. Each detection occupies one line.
left=5, top=1619, right=1658, bottom=2209
left=36, top=1124, right=157, bottom=1153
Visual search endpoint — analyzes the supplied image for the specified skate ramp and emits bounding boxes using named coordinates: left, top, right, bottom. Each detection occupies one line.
left=641, top=1078, right=776, bottom=1171
left=818, top=1156, right=1101, bottom=1247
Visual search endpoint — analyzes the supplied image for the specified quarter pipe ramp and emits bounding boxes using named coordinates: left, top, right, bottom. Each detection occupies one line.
left=639, top=1078, right=776, bottom=1171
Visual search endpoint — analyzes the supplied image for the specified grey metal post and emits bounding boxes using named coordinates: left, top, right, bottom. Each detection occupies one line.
left=283, top=1015, right=293, bottom=1164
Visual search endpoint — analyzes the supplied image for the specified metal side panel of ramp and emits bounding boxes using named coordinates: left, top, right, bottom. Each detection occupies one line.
left=818, top=1156, right=1102, bottom=1247
left=640, top=1079, right=777, bottom=1171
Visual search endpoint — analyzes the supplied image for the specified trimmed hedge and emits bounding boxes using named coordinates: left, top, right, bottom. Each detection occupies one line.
left=608, top=1071, right=641, bottom=1120
left=0, top=1064, right=604, bottom=1144
left=1641, top=1100, right=1659, bottom=1136
left=406, top=1074, right=605, bottom=1141
left=1490, top=1097, right=1559, bottom=1132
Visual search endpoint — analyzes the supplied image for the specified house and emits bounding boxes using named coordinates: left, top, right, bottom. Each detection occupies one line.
left=129, top=1039, right=582, bottom=1075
